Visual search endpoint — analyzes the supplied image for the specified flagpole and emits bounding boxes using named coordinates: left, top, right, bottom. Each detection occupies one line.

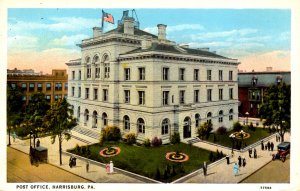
left=101, top=10, right=104, bottom=30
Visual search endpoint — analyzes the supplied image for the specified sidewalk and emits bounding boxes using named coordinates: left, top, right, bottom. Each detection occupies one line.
left=7, top=132, right=290, bottom=183
left=183, top=133, right=290, bottom=183
left=7, top=135, right=143, bottom=183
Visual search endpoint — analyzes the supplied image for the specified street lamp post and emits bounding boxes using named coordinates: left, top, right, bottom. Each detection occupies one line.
left=229, top=133, right=235, bottom=154
left=245, top=112, right=249, bottom=125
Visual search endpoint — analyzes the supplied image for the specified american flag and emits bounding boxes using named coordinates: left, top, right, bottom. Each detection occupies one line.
left=103, top=11, right=114, bottom=24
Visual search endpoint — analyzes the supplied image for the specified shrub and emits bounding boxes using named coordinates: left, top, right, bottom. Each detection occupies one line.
left=216, top=126, right=227, bottom=135
left=170, top=132, right=180, bottom=144
left=75, top=144, right=80, bottom=154
left=198, top=122, right=213, bottom=139
left=209, top=151, right=214, bottom=162
left=233, top=121, right=243, bottom=132
left=124, top=133, right=136, bottom=145
left=143, top=138, right=151, bottom=147
left=101, top=126, right=121, bottom=142
left=151, top=136, right=162, bottom=147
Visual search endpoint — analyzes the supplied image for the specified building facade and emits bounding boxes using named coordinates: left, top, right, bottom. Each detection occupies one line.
left=66, top=12, right=239, bottom=143
left=238, top=70, right=291, bottom=118
left=7, top=69, right=68, bottom=105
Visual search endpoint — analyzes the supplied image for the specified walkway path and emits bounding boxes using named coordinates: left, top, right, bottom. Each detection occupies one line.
left=182, top=133, right=290, bottom=183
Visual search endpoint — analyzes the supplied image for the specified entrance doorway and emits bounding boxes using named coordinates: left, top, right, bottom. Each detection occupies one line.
left=183, top=117, right=191, bottom=138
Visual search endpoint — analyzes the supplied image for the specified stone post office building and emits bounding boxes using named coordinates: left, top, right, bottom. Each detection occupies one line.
left=66, top=12, right=240, bottom=143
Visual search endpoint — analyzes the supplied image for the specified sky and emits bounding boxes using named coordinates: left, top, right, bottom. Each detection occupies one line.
left=7, top=9, right=291, bottom=74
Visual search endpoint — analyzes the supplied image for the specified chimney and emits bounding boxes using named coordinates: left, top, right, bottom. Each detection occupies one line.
left=141, top=35, right=152, bottom=49
left=157, top=24, right=167, bottom=40
left=123, top=17, right=135, bottom=35
left=93, top=27, right=102, bottom=37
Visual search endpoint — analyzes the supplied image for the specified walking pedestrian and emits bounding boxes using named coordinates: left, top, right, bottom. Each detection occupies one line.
left=233, top=163, right=239, bottom=176
left=226, top=154, right=230, bottom=165
left=261, top=140, right=264, bottom=150
left=69, top=156, right=73, bottom=168
left=267, top=141, right=271, bottom=151
left=105, top=163, right=110, bottom=174
left=203, top=161, right=207, bottom=176
left=265, top=144, right=268, bottom=150
left=278, top=135, right=281, bottom=142
left=109, top=161, right=114, bottom=174
left=248, top=148, right=252, bottom=158
left=254, top=148, right=257, bottom=158
left=238, top=156, right=242, bottom=167
left=270, top=142, right=274, bottom=151
left=86, top=161, right=90, bottom=172
left=275, top=135, right=278, bottom=142
left=242, top=157, right=246, bottom=167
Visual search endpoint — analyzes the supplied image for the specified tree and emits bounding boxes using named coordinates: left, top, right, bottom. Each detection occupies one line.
left=7, top=85, right=24, bottom=146
left=259, top=83, right=290, bottom=142
left=198, top=121, right=213, bottom=140
left=43, top=98, right=77, bottom=165
left=25, top=92, right=50, bottom=147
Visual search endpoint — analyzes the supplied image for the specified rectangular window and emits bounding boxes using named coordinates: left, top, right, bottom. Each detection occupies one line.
left=207, top=89, right=212, bottom=101
left=229, top=71, right=233, bottom=81
left=138, top=91, right=145, bottom=105
left=162, top=91, right=169, bottom=105
left=124, top=68, right=130, bottom=80
left=72, top=87, right=75, bottom=97
left=103, top=89, right=108, bottom=102
left=87, top=65, right=91, bottom=78
left=163, top=67, right=169, bottom=81
left=78, top=87, right=81, bottom=98
left=207, top=70, right=212, bottom=81
left=219, top=70, right=223, bottom=81
left=29, top=83, right=35, bottom=91
left=37, top=83, right=42, bottom=91
left=194, top=69, right=199, bottom=81
left=179, top=90, right=185, bottom=104
left=85, top=88, right=89, bottom=99
left=139, top=67, right=145, bottom=80
left=104, top=63, right=110, bottom=78
left=45, top=95, right=51, bottom=102
left=72, top=71, right=75, bottom=80
left=229, top=88, right=233, bottom=99
left=46, top=83, right=51, bottom=91
left=55, top=83, right=62, bottom=91
left=179, top=68, right=185, bottom=81
left=219, top=117, right=223, bottom=123
left=94, top=88, right=98, bottom=100
left=64, top=83, right=68, bottom=90
left=54, top=94, right=62, bottom=101
left=194, top=90, right=199, bottom=103
left=219, top=89, right=223, bottom=100
left=79, top=70, right=81, bottom=80
left=124, top=90, right=130, bottom=103
left=95, top=66, right=100, bottom=78
left=21, top=83, right=27, bottom=91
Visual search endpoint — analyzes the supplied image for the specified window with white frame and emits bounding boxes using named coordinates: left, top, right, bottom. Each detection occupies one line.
left=229, top=71, right=233, bottom=81
left=179, top=68, right=185, bottom=81
left=207, top=70, right=212, bottom=80
left=139, top=67, right=145, bottom=80
left=72, top=87, right=75, bottom=97
left=179, top=90, right=185, bottom=104
left=195, top=113, right=200, bottom=128
left=194, top=69, right=199, bottom=81
left=137, top=118, right=145, bottom=134
left=229, top=88, right=233, bottom=99
left=103, top=89, right=108, bottom=102
left=85, top=88, right=89, bottom=99
left=219, top=70, right=223, bottom=81
left=207, top=89, right=212, bottom=101
left=87, top=65, right=91, bottom=78
left=78, top=87, right=81, bottom=98
left=162, top=91, right=169, bottom=105
left=124, top=115, right=130, bottom=130
left=163, top=67, right=169, bottom=80
left=124, top=68, right=130, bottom=80
left=219, top=88, right=223, bottom=100
left=229, top=109, right=233, bottom=120
left=124, top=90, right=130, bottom=103
left=194, top=90, right=199, bottom=103
left=161, top=118, right=170, bottom=135
left=218, top=110, right=223, bottom=122
left=95, top=65, right=100, bottom=78
left=94, top=88, right=98, bottom=100
left=138, top=91, right=145, bottom=105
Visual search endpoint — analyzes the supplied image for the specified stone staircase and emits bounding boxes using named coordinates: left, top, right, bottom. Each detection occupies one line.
left=186, top=137, right=201, bottom=144
left=71, top=126, right=101, bottom=144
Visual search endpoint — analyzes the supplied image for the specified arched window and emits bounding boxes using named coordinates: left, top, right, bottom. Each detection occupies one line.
left=207, top=112, right=212, bottom=123
left=102, top=112, right=108, bottom=126
left=93, top=111, right=98, bottom=128
left=195, top=113, right=200, bottom=128
left=84, top=109, right=89, bottom=124
left=218, top=110, right=223, bottom=123
left=85, top=56, right=90, bottom=64
left=123, top=115, right=130, bottom=130
left=77, top=106, right=80, bottom=122
left=103, top=55, right=110, bottom=78
left=161, top=118, right=170, bottom=135
left=229, top=109, right=233, bottom=121
left=94, top=55, right=100, bottom=78
left=137, top=118, right=145, bottom=134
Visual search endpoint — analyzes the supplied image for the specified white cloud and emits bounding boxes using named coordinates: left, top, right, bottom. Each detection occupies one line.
left=144, top=24, right=204, bottom=35
left=8, top=35, right=39, bottom=50
left=191, top=28, right=258, bottom=40
left=51, top=34, right=89, bottom=47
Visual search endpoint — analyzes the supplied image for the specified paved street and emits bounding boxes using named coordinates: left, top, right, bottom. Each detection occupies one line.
left=7, top=147, right=91, bottom=183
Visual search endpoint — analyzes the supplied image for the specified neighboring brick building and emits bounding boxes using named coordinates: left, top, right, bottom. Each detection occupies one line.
left=7, top=68, right=68, bottom=105
left=66, top=11, right=239, bottom=143
left=238, top=70, right=291, bottom=118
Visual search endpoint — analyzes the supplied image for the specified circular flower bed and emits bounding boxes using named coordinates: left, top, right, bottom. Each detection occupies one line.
left=233, top=131, right=251, bottom=139
left=99, top=147, right=121, bottom=157
left=166, top=152, right=189, bottom=162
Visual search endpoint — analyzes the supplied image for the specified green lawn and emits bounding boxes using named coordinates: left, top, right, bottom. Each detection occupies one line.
left=205, top=127, right=272, bottom=149
left=68, top=142, right=215, bottom=182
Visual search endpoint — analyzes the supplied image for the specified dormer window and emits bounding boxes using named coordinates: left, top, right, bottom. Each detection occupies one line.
left=252, top=76, right=257, bottom=86
left=276, top=75, right=283, bottom=85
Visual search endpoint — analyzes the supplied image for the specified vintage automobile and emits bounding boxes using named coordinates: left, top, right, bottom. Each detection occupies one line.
left=272, top=141, right=290, bottom=162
